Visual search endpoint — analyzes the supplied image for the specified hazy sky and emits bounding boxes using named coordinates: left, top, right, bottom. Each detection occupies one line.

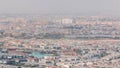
left=0, top=0, right=120, bottom=15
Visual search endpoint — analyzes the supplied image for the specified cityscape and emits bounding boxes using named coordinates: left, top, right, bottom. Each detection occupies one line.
left=0, top=14, right=119, bottom=68
left=0, top=0, right=120, bottom=68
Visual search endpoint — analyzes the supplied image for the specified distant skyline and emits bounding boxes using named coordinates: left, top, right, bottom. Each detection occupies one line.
left=0, top=0, right=120, bottom=15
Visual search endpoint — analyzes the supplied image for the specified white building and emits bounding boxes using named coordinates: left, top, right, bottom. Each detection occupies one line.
left=62, top=18, right=73, bottom=24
